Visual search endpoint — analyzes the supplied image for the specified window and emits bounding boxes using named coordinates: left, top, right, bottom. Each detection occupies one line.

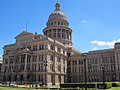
left=67, top=67, right=71, bottom=73
left=50, top=64, right=54, bottom=71
left=58, top=57, right=61, bottom=63
left=102, top=57, right=109, bottom=63
left=110, top=56, right=115, bottom=63
left=94, top=58, right=98, bottom=64
left=5, top=59, right=8, bottom=64
left=63, top=66, right=65, bottom=73
left=58, top=22, right=60, bottom=25
left=20, top=65, right=24, bottom=70
left=48, top=23, right=50, bottom=26
left=79, top=67, right=83, bottom=73
left=79, top=60, right=83, bottom=65
left=39, top=54, right=44, bottom=61
left=38, top=64, right=43, bottom=72
left=33, top=55, right=37, bottom=62
left=53, top=33, right=56, bottom=38
left=50, top=45, right=54, bottom=50
left=39, top=44, right=44, bottom=50
left=5, top=66, right=8, bottom=72
left=32, top=64, right=36, bottom=71
left=67, top=61, right=70, bottom=65
left=74, top=60, right=77, bottom=65
left=58, top=65, right=61, bottom=72
left=57, top=33, right=60, bottom=38
left=111, top=64, right=115, bottom=71
left=27, top=64, right=30, bottom=71
left=62, top=30, right=65, bottom=39
left=21, top=54, right=25, bottom=63
left=54, top=22, right=56, bottom=25
left=33, top=45, right=37, bottom=51
left=50, top=55, right=54, bottom=61
left=27, top=46, right=31, bottom=50
left=57, top=47, right=61, bottom=53
left=15, top=56, right=19, bottom=64
left=51, top=22, right=53, bottom=25
left=61, top=22, right=63, bottom=25
left=63, top=59, right=65, bottom=64
left=27, top=55, right=31, bottom=63
left=64, top=23, right=66, bottom=26
left=63, top=49, right=65, bottom=55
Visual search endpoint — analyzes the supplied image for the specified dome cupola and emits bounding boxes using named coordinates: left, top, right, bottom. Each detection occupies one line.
left=47, top=2, right=68, bottom=26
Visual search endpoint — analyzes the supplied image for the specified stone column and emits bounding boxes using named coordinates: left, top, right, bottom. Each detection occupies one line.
left=36, top=55, right=39, bottom=71
left=56, top=29, right=58, bottom=39
left=65, top=30, right=67, bottom=40
left=19, top=55, right=21, bottom=71
left=52, top=29, right=53, bottom=38
left=36, top=74, right=39, bottom=82
left=30, top=55, right=33, bottom=71
left=24, top=54, right=28, bottom=83
left=24, top=54, right=27, bottom=71
left=60, top=29, right=62, bottom=39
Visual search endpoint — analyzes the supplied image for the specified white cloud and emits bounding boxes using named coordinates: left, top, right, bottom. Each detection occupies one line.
left=91, top=39, right=120, bottom=48
left=0, top=55, right=2, bottom=60
left=81, top=20, right=88, bottom=23
left=92, top=47, right=98, bottom=50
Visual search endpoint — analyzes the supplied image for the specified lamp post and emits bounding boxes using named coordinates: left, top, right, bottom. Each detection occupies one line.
left=44, top=60, right=47, bottom=88
left=101, top=65, right=105, bottom=89
left=82, top=53, right=87, bottom=90
left=112, top=74, right=115, bottom=82
left=9, top=56, right=14, bottom=86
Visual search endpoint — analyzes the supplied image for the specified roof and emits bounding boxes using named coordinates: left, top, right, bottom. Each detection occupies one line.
left=15, top=31, right=34, bottom=38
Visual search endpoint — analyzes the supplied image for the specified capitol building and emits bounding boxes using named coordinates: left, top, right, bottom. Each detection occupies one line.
left=1, top=2, right=120, bottom=85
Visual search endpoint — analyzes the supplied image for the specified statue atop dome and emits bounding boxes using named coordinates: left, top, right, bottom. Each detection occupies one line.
left=55, top=2, right=60, bottom=11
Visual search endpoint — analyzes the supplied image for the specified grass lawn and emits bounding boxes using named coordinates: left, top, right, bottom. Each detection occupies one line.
left=106, top=87, right=120, bottom=90
left=0, top=87, right=120, bottom=90
left=1, top=86, right=120, bottom=90
left=0, top=87, right=49, bottom=90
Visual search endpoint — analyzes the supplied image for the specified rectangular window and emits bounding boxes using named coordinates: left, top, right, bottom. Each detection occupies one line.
left=58, top=57, right=61, bottom=63
left=50, top=64, right=54, bottom=71
left=57, top=47, right=61, bottom=53
left=33, top=55, right=37, bottom=62
left=27, top=55, right=31, bottom=63
left=50, top=45, right=54, bottom=50
left=21, top=54, right=25, bottom=63
left=58, top=65, right=61, bottom=72
left=33, top=45, right=37, bottom=51
left=39, top=44, right=44, bottom=50
left=39, top=54, right=44, bottom=61
left=50, top=55, right=54, bottom=61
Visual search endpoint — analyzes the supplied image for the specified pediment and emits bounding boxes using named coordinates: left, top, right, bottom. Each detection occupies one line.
left=18, top=48, right=32, bottom=54
left=15, top=31, right=34, bottom=38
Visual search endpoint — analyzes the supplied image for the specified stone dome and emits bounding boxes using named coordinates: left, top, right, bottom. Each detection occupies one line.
left=48, top=2, right=67, bottom=21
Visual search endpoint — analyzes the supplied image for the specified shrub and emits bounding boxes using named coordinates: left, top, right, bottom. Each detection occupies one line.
left=112, top=83, right=117, bottom=87
left=60, top=83, right=112, bottom=89
left=97, top=83, right=112, bottom=89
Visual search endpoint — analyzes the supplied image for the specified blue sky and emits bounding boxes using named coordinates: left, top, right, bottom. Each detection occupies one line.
left=0, top=0, right=120, bottom=56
